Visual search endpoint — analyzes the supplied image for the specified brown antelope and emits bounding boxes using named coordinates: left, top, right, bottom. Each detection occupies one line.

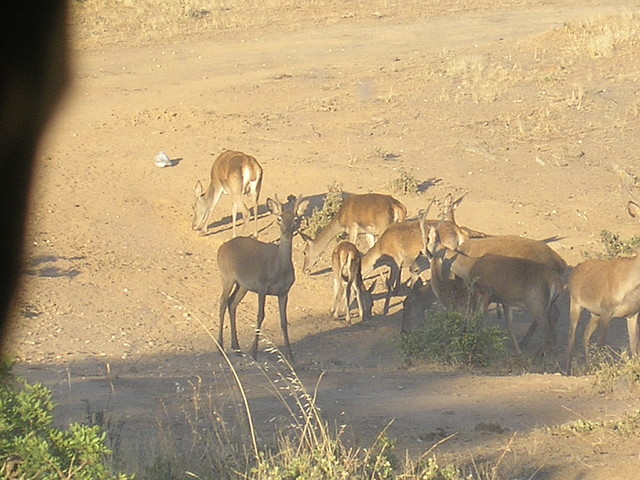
left=217, top=195, right=308, bottom=361
left=361, top=219, right=423, bottom=314
left=193, top=150, right=263, bottom=237
left=419, top=218, right=484, bottom=315
left=331, top=241, right=375, bottom=323
left=425, top=221, right=565, bottom=354
left=427, top=220, right=568, bottom=276
left=432, top=245, right=563, bottom=355
left=300, top=193, right=407, bottom=274
left=361, top=195, right=488, bottom=315
left=565, top=178, right=640, bottom=371
left=566, top=252, right=640, bottom=371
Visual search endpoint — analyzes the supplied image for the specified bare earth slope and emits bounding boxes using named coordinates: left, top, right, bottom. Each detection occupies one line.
left=8, top=1, right=640, bottom=478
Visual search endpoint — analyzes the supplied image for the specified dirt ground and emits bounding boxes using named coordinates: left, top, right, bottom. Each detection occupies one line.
left=7, top=0, right=640, bottom=478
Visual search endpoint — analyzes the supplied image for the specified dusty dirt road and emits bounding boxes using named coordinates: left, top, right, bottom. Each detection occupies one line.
left=8, top=1, right=640, bottom=477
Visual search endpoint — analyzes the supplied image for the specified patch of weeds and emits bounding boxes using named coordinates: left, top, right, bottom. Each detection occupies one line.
left=410, top=456, right=463, bottom=480
left=388, top=167, right=420, bottom=196
left=300, top=185, right=344, bottom=238
left=399, top=309, right=507, bottom=367
left=552, top=409, right=640, bottom=438
left=588, top=347, right=640, bottom=394
left=582, top=229, right=640, bottom=259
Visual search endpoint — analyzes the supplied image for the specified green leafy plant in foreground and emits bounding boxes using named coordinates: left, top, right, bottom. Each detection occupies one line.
left=399, top=309, right=507, bottom=367
left=0, top=372, right=131, bottom=480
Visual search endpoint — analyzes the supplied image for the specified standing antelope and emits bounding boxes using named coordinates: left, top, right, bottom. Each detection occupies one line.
left=361, top=219, right=423, bottom=315
left=193, top=150, right=263, bottom=237
left=565, top=178, right=640, bottom=371
left=425, top=220, right=565, bottom=354
left=419, top=226, right=483, bottom=315
left=427, top=220, right=567, bottom=276
left=331, top=241, right=375, bottom=323
left=566, top=252, right=640, bottom=371
left=217, top=195, right=308, bottom=361
left=300, top=193, right=407, bottom=274
left=361, top=195, right=487, bottom=315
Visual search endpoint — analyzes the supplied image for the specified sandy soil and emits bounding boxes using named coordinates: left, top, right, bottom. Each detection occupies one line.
left=7, top=1, right=640, bottom=478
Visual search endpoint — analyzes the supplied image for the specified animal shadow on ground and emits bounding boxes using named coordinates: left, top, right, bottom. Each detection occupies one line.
left=417, top=177, right=441, bottom=194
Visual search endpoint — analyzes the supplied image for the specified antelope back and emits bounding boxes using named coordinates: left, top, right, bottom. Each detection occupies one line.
left=332, top=241, right=361, bottom=281
left=338, top=193, right=407, bottom=233
left=459, top=235, right=567, bottom=274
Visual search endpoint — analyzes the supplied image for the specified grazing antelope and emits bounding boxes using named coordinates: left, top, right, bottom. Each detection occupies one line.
left=300, top=193, right=407, bottom=274
left=193, top=150, right=263, bottom=237
left=217, top=195, right=308, bottom=361
left=331, top=241, right=375, bottom=323
left=425, top=221, right=565, bottom=355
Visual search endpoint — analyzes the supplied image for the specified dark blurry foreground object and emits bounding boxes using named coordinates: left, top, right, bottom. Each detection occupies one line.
left=0, top=2, right=69, bottom=351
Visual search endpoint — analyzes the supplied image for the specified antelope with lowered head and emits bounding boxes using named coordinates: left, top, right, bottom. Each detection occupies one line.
left=193, top=150, right=263, bottom=237
left=424, top=220, right=565, bottom=355
left=217, top=195, right=308, bottom=361
left=331, top=241, right=375, bottom=324
left=300, top=193, right=407, bottom=274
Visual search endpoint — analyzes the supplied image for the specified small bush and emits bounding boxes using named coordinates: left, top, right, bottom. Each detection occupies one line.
left=300, top=186, right=344, bottom=238
left=0, top=372, right=131, bottom=480
left=553, top=409, right=640, bottom=437
left=388, top=168, right=420, bottom=196
left=588, top=348, right=640, bottom=393
left=583, top=230, right=640, bottom=259
left=399, top=309, right=507, bottom=367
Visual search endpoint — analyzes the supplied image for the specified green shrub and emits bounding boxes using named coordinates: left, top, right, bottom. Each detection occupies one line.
left=0, top=373, right=131, bottom=480
left=300, top=187, right=344, bottom=238
left=588, top=348, right=640, bottom=393
left=399, top=309, right=507, bottom=367
left=388, top=168, right=420, bottom=196
left=583, top=230, right=640, bottom=259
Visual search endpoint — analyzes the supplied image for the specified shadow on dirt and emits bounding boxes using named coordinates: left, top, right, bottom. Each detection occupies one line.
left=26, top=255, right=84, bottom=279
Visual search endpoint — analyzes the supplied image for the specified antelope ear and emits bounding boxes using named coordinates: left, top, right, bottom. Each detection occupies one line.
left=266, top=197, right=282, bottom=215
left=629, top=200, right=640, bottom=218
left=195, top=180, right=204, bottom=197
left=295, top=198, right=310, bottom=217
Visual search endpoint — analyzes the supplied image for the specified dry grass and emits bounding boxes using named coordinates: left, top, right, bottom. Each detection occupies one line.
left=69, top=0, right=603, bottom=49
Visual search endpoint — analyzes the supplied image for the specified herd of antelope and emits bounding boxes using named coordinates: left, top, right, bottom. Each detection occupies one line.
left=193, top=150, right=640, bottom=372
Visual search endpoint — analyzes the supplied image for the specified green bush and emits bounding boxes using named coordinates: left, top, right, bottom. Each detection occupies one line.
left=387, top=168, right=420, bottom=196
left=0, top=372, right=131, bottom=480
left=583, top=230, right=640, bottom=259
left=300, top=187, right=344, bottom=238
left=399, top=309, right=507, bottom=367
left=587, top=348, right=640, bottom=393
